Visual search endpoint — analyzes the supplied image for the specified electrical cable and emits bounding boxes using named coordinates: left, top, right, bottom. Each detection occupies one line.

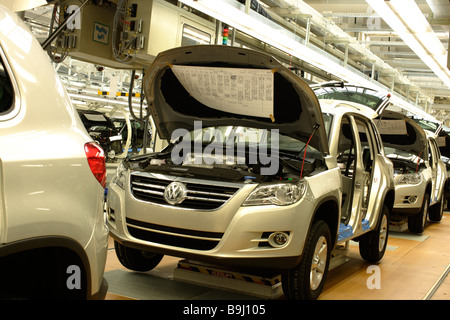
left=46, top=4, right=69, bottom=64
left=416, top=151, right=422, bottom=172
left=300, top=124, right=320, bottom=179
left=128, top=69, right=151, bottom=154
left=112, top=0, right=136, bottom=64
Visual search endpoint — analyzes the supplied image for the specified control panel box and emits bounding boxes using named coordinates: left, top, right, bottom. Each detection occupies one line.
left=60, top=1, right=126, bottom=68
left=59, top=0, right=216, bottom=69
left=127, top=0, right=216, bottom=64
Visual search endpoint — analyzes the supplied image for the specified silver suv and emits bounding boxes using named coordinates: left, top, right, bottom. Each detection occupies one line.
left=0, top=6, right=108, bottom=299
left=107, top=45, right=394, bottom=300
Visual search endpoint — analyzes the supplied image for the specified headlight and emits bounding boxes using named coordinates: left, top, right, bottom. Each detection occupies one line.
left=111, top=162, right=127, bottom=189
left=243, top=181, right=307, bottom=206
left=397, top=172, right=423, bottom=185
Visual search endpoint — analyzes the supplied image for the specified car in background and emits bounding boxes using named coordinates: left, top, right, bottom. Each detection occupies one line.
left=78, top=109, right=123, bottom=162
left=313, top=82, right=447, bottom=233
left=111, top=116, right=153, bottom=156
left=412, top=117, right=450, bottom=210
left=107, top=45, right=394, bottom=300
left=0, top=6, right=108, bottom=299
left=377, top=111, right=446, bottom=233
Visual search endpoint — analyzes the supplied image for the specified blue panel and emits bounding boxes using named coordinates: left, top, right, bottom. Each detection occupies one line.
left=338, top=223, right=353, bottom=242
left=362, top=219, right=370, bottom=231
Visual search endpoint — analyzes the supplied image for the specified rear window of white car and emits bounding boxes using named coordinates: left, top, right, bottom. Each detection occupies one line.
left=0, top=56, right=13, bottom=115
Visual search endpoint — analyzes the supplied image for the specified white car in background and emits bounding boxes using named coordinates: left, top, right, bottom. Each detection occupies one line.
left=412, top=117, right=450, bottom=211
left=313, top=82, right=447, bottom=233
left=378, top=111, right=446, bottom=233
left=0, top=6, right=108, bottom=299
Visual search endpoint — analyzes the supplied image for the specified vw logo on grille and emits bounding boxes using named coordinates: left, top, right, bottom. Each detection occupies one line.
left=163, top=182, right=187, bottom=205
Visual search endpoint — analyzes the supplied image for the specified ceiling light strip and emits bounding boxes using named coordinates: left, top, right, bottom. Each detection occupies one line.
left=366, top=0, right=450, bottom=89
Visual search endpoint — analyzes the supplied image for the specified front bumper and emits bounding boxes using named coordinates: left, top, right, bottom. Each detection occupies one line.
left=392, top=180, right=427, bottom=215
left=106, top=177, right=316, bottom=271
left=88, top=277, right=108, bottom=300
left=109, top=228, right=302, bottom=271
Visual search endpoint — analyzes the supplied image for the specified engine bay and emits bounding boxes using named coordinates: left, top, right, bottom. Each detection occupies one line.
left=125, top=143, right=326, bottom=183
left=389, top=156, right=425, bottom=175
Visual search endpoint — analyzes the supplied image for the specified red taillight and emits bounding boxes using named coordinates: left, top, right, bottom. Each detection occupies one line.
left=84, top=142, right=106, bottom=188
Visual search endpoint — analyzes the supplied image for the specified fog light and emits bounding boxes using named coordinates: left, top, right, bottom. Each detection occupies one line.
left=268, top=232, right=289, bottom=247
left=408, top=196, right=417, bottom=203
left=107, top=207, right=116, bottom=222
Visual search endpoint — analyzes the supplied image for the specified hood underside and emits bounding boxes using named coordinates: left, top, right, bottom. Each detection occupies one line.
left=143, top=45, right=328, bottom=155
left=377, top=110, right=427, bottom=157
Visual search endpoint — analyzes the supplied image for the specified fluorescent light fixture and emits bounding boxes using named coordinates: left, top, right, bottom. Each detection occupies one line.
left=179, top=0, right=435, bottom=120
left=366, top=0, right=450, bottom=89
left=0, top=0, right=48, bottom=11
left=182, top=25, right=211, bottom=44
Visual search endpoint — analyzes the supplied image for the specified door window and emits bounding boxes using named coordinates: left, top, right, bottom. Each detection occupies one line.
left=354, top=118, right=375, bottom=212
left=428, top=140, right=439, bottom=169
left=337, top=116, right=356, bottom=222
left=337, top=116, right=356, bottom=178
left=0, top=54, right=14, bottom=115
left=181, top=24, right=212, bottom=46
left=338, top=116, right=376, bottom=224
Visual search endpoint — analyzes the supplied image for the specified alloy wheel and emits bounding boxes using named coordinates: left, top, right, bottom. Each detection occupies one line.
left=310, top=235, right=328, bottom=290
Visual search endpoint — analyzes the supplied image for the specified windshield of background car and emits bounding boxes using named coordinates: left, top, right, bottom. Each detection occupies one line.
left=314, top=86, right=385, bottom=110
left=174, top=125, right=323, bottom=160
left=412, top=118, right=439, bottom=132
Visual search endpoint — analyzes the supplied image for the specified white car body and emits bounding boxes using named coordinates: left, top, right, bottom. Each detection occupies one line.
left=0, top=6, right=108, bottom=299
left=378, top=111, right=447, bottom=233
left=379, top=110, right=429, bottom=213
left=312, top=83, right=447, bottom=233
left=107, top=45, right=394, bottom=300
left=425, top=131, right=447, bottom=208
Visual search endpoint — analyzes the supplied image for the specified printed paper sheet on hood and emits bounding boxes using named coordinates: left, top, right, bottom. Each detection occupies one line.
left=171, top=65, right=274, bottom=119
left=376, top=119, right=408, bottom=135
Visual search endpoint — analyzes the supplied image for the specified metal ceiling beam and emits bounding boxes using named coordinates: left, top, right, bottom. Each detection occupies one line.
left=372, top=51, right=418, bottom=56
left=322, top=12, right=380, bottom=18
left=365, top=41, right=411, bottom=46
left=342, top=27, right=396, bottom=33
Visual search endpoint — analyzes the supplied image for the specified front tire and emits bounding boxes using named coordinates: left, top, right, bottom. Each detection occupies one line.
left=282, top=220, right=331, bottom=300
left=114, top=241, right=164, bottom=272
left=429, top=196, right=444, bottom=222
left=359, top=205, right=389, bottom=263
left=408, top=193, right=429, bottom=233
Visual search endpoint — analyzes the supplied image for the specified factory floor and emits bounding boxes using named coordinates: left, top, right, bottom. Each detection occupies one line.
left=103, top=212, right=450, bottom=301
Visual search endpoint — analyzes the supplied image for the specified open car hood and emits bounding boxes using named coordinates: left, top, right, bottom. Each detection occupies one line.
left=376, top=110, right=427, bottom=157
left=143, top=45, right=329, bottom=155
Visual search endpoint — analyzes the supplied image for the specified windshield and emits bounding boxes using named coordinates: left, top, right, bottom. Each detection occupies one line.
left=412, top=118, right=439, bottom=132
left=314, top=86, right=386, bottom=110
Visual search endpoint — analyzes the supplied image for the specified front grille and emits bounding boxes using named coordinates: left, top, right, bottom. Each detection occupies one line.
left=126, top=218, right=222, bottom=250
left=130, top=173, right=241, bottom=210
